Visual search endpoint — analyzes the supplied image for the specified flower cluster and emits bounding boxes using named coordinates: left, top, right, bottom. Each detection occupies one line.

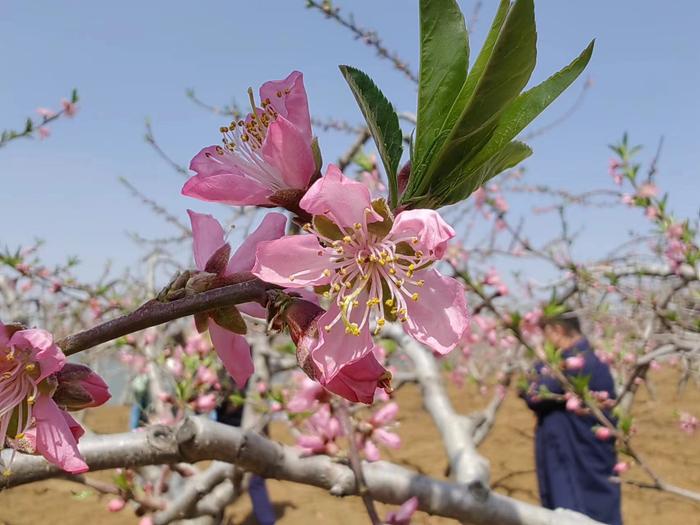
left=0, top=321, right=109, bottom=474
left=181, top=71, right=470, bottom=404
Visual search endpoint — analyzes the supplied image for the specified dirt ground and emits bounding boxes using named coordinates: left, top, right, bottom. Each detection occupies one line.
left=1, top=368, right=699, bottom=525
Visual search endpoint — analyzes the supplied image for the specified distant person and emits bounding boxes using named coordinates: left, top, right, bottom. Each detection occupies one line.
left=216, top=380, right=277, bottom=525
left=520, top=312, right=622, bottom=525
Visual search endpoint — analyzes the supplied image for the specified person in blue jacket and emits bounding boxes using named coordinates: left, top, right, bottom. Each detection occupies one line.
left=520, top=311, right=622, bottom=525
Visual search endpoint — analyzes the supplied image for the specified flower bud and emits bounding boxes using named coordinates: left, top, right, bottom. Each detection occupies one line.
left=107, top=498, right=126, bottom=512
left=53, top=363, right=111, bottom=410
left=185, top=271, right=219, bottom=294
left=564, top=355, right=585, bottom=371
left=594, top=426, right=613, bottom=441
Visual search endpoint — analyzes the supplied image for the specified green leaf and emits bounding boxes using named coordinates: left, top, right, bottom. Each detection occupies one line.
left=404, top=0, right=537, bottom=206
left=339, top=65, right=403, bottom=208
left=441, top=0, right=510, bottom=138
left=414, top=0, right=469, bottom=166
left=447, top=141, right=532, bottom=204
left=431, top=0, right=536, bottom=177
left=466, top=40, right=594, bottom=172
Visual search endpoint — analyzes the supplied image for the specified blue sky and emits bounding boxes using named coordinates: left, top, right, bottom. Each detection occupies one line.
left=1, top=1, right=698, bottom=283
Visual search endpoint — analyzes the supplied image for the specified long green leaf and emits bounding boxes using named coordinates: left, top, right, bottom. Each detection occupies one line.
left=465, top=40, right=594, bottom=173
left=404, top=0, right=509, bottom=203
left=414, top=0, right=469, bottom=167
left=431, top=0, right=537, bottom=178
left=450, top=141, right=532, bottom=203
left=441, top=0, right=510, bottom=138
left=339, top=65, right=403, bottom=208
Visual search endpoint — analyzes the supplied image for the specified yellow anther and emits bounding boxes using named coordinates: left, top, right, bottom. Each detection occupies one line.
left=366, top=298, right=380, bottom=307
left=333, top=283, right=341, bottom=292
left=369, top=254, right=378, bottom=262
left=2, top=469, right=11, bottom=478
left=241, top=134, right=249, bottom=142
left=391, top=307, right=398, bottom=315
left=335, top=247, right=344, bottom=254
left=411, top=293, right=420, bottom=301
left=389, top=268, right=396, bottom=275
left=411, top=237, right=419, bottom=244
left=415, top=251, right=424, bottom=258
left=219, top=126, right=229, bottom=133
left=342, top=236, right=352, bottom=243
left=303, top=223, right=312, bottom=232
left=353, top=300, right=359, bottom=307
left=322, top=269, right=331, bottom=277
left=345, top=323, right=360, bottom=336
left=399, top=308, right=407, bottom=316
left=15, top=433, right=24, bottom=440
left=354, top=223, right=362, bottom=230
left=324, top=325, right=332, bottom=332
left=215, top=145, right=225, bottom=155
left=396, top=279, right=405, bottom=287
left=276, top=90, right=283, bottom=97
left=408, top=264, right=416, bottom=271
left=385, top=298, right=394, bottom=307
left=340, top=268, right=348, bottom=275
left=416, top=280, right=425, bottom=287
left=26, top=396, right=35, bottom=406
left=24, top=363, right=36, bottom=372
left=323, top=291, right=331, bottom=299
left=377, top=318, right=386, bottom=326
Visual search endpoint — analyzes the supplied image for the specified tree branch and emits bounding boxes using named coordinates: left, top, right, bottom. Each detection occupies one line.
left=57, top=279, right=273, bottom=356
left=0, top=417, right=603, bottom=525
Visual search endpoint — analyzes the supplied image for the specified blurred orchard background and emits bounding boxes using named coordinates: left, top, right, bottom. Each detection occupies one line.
left=0, top=1, right=699, bottom=524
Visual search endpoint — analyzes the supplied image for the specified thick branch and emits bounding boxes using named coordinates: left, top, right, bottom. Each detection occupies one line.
left=57, top=279, right=272, bottom=356
left=0, top=417, right=603, bottom=525
left=384, top=325, right=490, bottom=494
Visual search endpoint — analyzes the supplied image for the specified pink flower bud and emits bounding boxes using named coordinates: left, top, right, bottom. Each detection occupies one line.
left=194, top=393, right=217, bottom=413
left=107, top=498, right=126, bottom=512
left=566, top=396, right=582, bottom=412
left=613, top=461, right=630, bottom=475
left=53, top=363, right=111, bottom=410
left=595, top=427, right=613, bottom=441
left=565, top=355, right=585, bottom=371
left=371, top=402, right=399, bottom=426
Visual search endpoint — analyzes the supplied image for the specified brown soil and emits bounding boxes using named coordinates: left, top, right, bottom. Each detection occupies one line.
left=1, top=369, right=699, bottom=525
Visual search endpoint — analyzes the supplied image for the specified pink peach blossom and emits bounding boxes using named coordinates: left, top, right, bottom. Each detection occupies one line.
left=0, top=322, right=92, bottom=474
left=281, top=297, right=392, bottom=404
left=637, top=183, right=658, bottom=198
left=253, top=166, right=469, bottom=383
left=183, top=71, right=315, bottom=207
left=188, top=210, right=286, bottom=387
left=61, top=99, right=78, bottom=117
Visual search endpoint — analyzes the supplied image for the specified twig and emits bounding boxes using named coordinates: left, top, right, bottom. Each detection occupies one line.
left=336, top=400, right=382, bottom=525
left=305, top=0, right=418, bottom=83
left=57, top=278, right=273, bottom=356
